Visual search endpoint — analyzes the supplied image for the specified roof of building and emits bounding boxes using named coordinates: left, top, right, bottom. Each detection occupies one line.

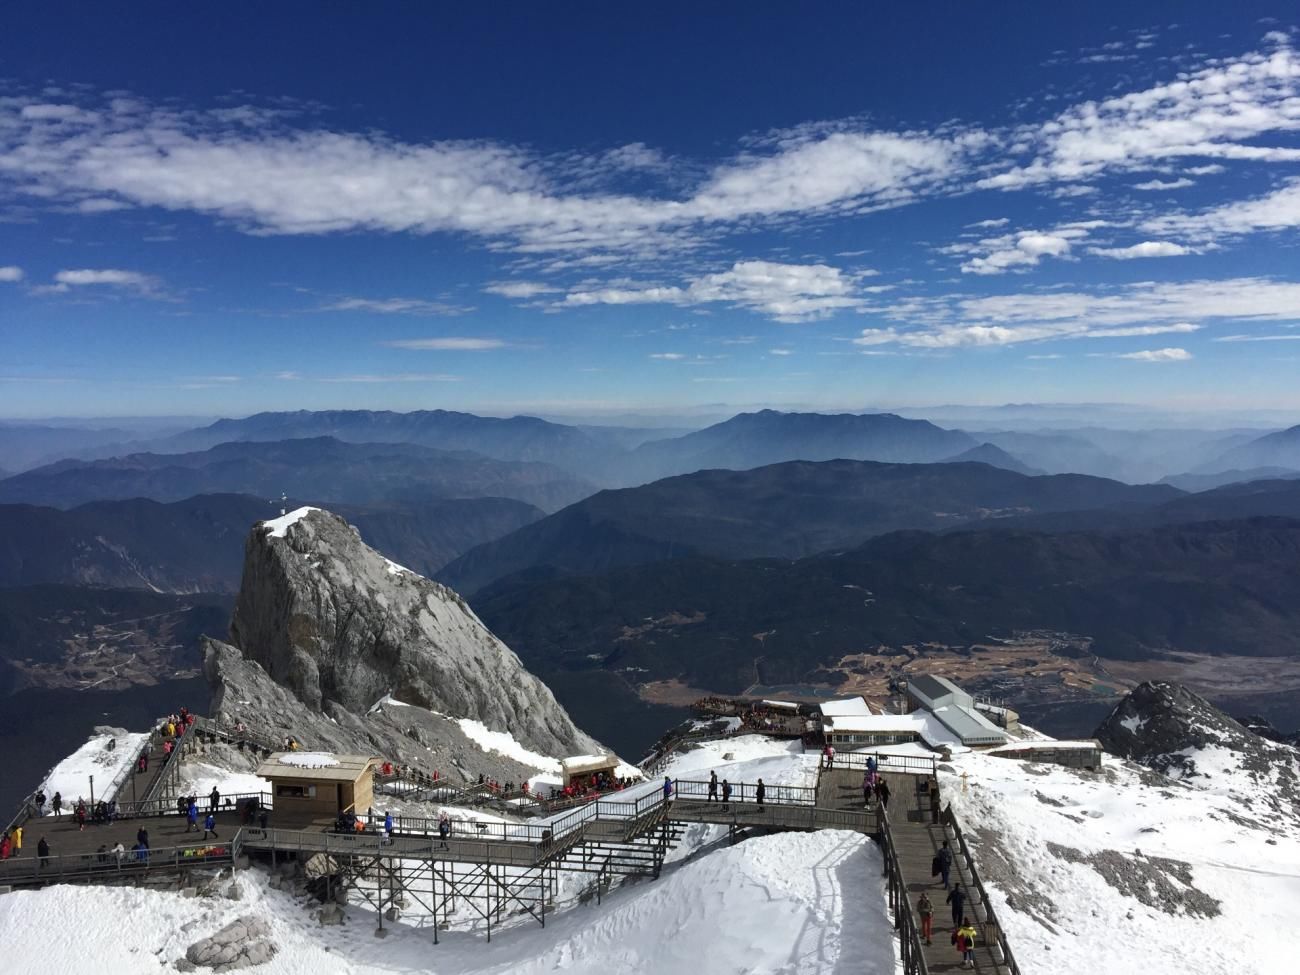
left=929, top=704, right=1010, bottom=745
left=760, top=699, right=800, bottom=711
left=818, top=696, right=873, bottom=718
left=906, top=674, right=971, bottom=707
left=561, top=754, right=619, bottom=775
left=255, top=753, right=378, bottom=782
left=989, top=739, right=1101, bottom=753
left=824, top=713, right=923, bottom=733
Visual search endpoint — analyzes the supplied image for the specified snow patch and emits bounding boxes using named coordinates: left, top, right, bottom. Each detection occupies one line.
left=277, top=752, right=339, bottom=769
left=456, top=718, right=562, bottom=773
left=260, top=506, right=319, bottom=538
left=40, top=730, right=150, bottom=809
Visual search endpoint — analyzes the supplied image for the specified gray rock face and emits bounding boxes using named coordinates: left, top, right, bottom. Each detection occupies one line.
left=1096, top=681, right=1299, bottom=825
left=223, top=506, right=598, bottom=758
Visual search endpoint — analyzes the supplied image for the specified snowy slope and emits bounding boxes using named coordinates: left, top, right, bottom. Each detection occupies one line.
left=941, top=749, right=1300, bottom=975
left=39, top=729, right=149, bottom=810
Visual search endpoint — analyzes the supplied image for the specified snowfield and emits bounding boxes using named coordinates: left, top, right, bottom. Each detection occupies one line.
left=942, top=749, right=1300, bottom=975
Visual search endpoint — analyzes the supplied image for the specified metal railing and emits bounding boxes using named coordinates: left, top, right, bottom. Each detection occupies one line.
left=941, top=804, right=1021, bottom=975
left=825, top=751, right=937, bottom=776
left=107, top=791, right=272, bottom=821
left=878, top=799, right=931, bottom=975
left=0, top=833, right=242, bottom=887
left=672, top=778, right=815, bottom=806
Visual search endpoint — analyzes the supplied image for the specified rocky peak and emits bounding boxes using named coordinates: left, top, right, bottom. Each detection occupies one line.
left=226, top=506, right=597, bottom=758
left=1096, top=681, right=1299, bottom=827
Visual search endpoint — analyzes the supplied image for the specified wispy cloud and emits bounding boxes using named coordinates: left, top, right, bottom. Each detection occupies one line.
left=1133, top=178, right=1195, bottom=191
left=1212, top=333, right=1300, bottom=343
left=321, top=296, right=472, bottom=316
left=483, top=281, right=562, bottom=299
left=32, top=267, right=161, bottom=296
left=316, top=373, right=462, bottom=383
left=1088, top=241, right=1194, bottom=259
left=563, top=260, right=868, bottom=322
left=0, top=266, right=23, bottom=283
left=1111, top=347, right=1193, bottom=361
left=382, top=337, right=506, bottom=350
left=854, top=278, right=1300, bottom=348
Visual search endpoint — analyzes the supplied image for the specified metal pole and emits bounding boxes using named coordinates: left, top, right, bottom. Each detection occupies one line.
left=89, top=774, right=95, bottom=808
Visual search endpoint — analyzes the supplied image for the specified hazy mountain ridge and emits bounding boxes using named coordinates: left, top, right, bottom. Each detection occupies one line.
left=439, top=458, right=1183, bottom=595
left=473, top=517, right=1300, bottom=695
left=1199, top=423, right=1300, bottom=475
left=0, top=436, right=592, bottom=512
left=0, top=494, right=543, bottom=592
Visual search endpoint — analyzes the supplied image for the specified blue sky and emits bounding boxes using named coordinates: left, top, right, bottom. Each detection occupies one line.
left=3, top=2, right=1300, bottom=419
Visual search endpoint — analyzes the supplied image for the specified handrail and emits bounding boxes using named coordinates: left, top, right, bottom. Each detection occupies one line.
left=0, top=833, right=240, bottom=887
left=829, top=751, right=937, bottom=776
left=942, top=804, right=1021, bottom=975
left=100, top=735, right=153, bottom=806
left=878, top=799, right=930, bottom=975
left=672, top=778, right=814, bottom=806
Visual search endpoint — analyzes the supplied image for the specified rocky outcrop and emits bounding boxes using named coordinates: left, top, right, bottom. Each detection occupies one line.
left=184, top=915, right=276, bottom=971
left=203, top=638, right=563, bottom=785
left=225, top=507, right=597, bottom=758
left=1096, top=681, right=1299, bottom=826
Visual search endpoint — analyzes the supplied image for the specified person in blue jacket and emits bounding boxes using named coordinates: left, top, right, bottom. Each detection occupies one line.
left=662, top=777, right=673, bottom=803
left=203, top=812, right=218, bottom=840
left=186, top=799, right=199, bottom=832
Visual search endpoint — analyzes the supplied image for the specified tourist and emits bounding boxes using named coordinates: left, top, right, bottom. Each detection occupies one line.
left=917, top=892, right=934, bottom=945
left=12, top=824, right=22, bottom=855
left=187, top=799, right=199, bottom=832
left=34, top=790, right=46, bottom=815
left=755, top=778, right=766, bottom=812
left=0, top=832, right=11, bottom=860
left=867, top=754, right=877, bottom=775
left=946, top=885, right=966, bottom=926
left=721, top=779, right=731, bottom=811
left=209, top=786, right=221, bottom=813
left=96, top=844, right=107, bottom=864
left=862, top=772, right=872, bottom=806
left=938, top=840, right=953, bottom=889
left=708, top=770, right=718, bottom=803
left=258, top=808, right=269, bottom=830
left=75, top=800, right=87, bottom=832
left=203, top=812, right=218, bottom=840
left=929, top=780, right=941, bottom=824
left=877, top=778, right=891, bottom=807
left=133, top=842, right=148, bottom=863
left=112, top=842, right=125, bottom=865
left=136, top=826, right=150, bottom=849
left=384, top=811, right=394, bottom=845
left=662, top=776, right=673, bottom=804
left=37, top=837, right=49, bottom=868
left=956, top=917, right=977, bottom=968
left=51, top=792, right=62, bottom=816
left=137, top=752, right=148, bottom=774
left=437, top=813, right=451, bottom=850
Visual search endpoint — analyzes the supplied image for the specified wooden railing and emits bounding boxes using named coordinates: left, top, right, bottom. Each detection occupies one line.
left=827, top=751, right=937, bottom=776
left=0, top=832, right=243, bottom=887
left=941, top=804, right=1022, bottom=975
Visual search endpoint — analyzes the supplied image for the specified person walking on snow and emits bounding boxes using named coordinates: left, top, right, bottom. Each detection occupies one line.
left=946, top=885, right=967, bottom=926
left=956, top=917, right=978, bottom=968
left=755, top=778, right=766, bottom=812
left=917, top=892, right=934, bottom=945
left=202, top=812, right=217, bottom=840
left=938, top=839, right=953, bottom=889
left=707, top=770, right=718, bottom=803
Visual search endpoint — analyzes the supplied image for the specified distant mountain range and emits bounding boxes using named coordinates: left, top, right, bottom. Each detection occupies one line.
left=438, top=459, right=1182, bottom=595
left=945, top=442, right=1042, bottom=476
left=0, top=493, right=542, bottom=592
left=474, top=517, right=1300, bottom=694
left=1197, top=424, right=1300, bottom=475
left=0, top=436, right=591, bottom=512
left=1160, top=467, right=1300, bottom=493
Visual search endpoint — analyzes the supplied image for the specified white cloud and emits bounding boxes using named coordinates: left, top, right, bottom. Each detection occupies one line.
left=34, top=267, right=159, bottom=295
left=1184, top=164, right=1226, bottom=176
left=1212, top=333, right=1300, bottom=342
left=1112, top=347, right=1193, bottom=361
left=649, top=353, right=686, bottom=360
left=1088, top=241, right=1193, bottom=259
left=0, top=93, right=972, bottom=257
left=0, top=266, right=23, bottom=282
left=1132, top=178, right=1195, bottom=191
left=483, top=281, right=561, bottom=299
left=382, top=337, right=506, bottom=350
left=982, top=39, right=1300, bottom=190
left=1143, top=177, right=1300, bottom=240
left=967, top=218, right=1010, bottom=228
left=564, top=260, right=868, bottom=322
left=321, top=297, right=471, bottom=316
left=947, top=222, right=1102, bottom=275
left=853, top=278, right=1300, bottom=348
left=769, top=348, right=794, bottom=356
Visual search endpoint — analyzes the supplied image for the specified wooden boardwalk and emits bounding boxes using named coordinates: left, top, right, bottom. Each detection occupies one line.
left=880, top=772, right=1011, bottom=974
